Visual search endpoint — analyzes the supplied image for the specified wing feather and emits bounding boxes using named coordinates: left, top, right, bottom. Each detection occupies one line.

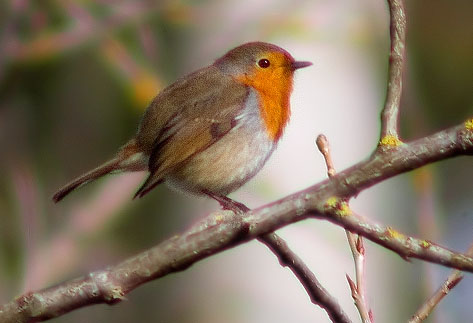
left=134, top=67, right=249, bottom=198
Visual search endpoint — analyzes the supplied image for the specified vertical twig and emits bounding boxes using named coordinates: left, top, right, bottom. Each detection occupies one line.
left=380, top=0, right=406, bottom=142
left=317, top=135, right=373, bottom=322
left=408, top=242, right=473, bottom=323
left=316, top=135, right=335, bottom=178
left=345, top=234, right=372, bottom=323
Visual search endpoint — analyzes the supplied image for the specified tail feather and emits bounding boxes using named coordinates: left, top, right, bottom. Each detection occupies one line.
left=52, top=158, right=120, bottom=203
left=53, top=139, right=149, bottom=203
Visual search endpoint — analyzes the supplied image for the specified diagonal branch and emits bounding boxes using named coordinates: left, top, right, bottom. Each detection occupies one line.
left=0, top=120, right=472, bottom=322
left=259, top=233, right=352, bottom=323
left=223, top=202, right=351, bottom=323
left=408, top=242, right=473, bottom=323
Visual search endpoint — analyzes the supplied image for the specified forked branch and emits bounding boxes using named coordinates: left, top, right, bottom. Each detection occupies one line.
left=317, top=134, right=372, bottom=322
left=0, top=120, right=472, bottom=322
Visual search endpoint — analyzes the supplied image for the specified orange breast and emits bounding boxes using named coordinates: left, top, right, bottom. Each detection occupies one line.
left=236, top=67, right=293, bottom=141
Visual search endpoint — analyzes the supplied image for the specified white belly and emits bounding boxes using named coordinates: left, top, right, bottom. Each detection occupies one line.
left=166, top=92, right=276, bottom=196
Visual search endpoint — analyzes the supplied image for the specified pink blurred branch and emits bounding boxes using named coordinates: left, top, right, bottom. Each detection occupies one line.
left=2, top=2, right=155, bottom=62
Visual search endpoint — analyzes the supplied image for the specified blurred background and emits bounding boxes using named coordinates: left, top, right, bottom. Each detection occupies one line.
left=0, top=0, right=472, bottom=322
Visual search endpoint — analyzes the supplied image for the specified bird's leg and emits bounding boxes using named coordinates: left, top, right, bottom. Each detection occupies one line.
left=203, top=190, right=250, bottom=214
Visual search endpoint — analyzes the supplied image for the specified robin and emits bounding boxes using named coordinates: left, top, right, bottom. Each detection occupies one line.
left=53, top=41, right=311, bottom=210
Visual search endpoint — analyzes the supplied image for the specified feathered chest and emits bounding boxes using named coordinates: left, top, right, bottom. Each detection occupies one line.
left=236, top=68, right=293, bottom=141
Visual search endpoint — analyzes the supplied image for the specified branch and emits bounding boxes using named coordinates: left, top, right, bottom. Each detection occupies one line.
left=380, top=0, right=406, bottom=142
left=220, top=201, right=351, bottom=323
left=1, top=120, right=472, bottom=322
left=346, top=234, right=372, bottom=323
left=408, top=242, right=473, bottom=323
left=317, top=134, right=372, bottom=322
left=259, top=233, right=351, bottom=323
left=343, top=4, right=406, bottom=318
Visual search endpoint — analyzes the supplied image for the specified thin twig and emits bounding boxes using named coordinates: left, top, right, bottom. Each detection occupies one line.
left=408, top=242, right=473, bottom=323
left=316, top=135, right=336, bottom=178
left=340, top=1, right=406, bottom=320
left=316, top=134, right=372, bottom=322
left=380, top=0, right=406, bottom=141
left=346, top=234, right=372, bottom=323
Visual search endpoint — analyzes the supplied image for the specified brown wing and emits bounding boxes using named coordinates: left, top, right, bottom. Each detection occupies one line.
left=134, top=67, right=249, bottom=198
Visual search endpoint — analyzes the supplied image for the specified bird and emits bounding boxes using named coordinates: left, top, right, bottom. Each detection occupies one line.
left=52, top=41, right=311, bottom=211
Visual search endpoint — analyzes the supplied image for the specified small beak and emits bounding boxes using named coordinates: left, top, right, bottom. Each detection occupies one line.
left=291, top=61, right=312, bottom=70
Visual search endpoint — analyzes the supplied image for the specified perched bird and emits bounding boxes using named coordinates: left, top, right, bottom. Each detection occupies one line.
left=53, top=42, right=311, bottom=210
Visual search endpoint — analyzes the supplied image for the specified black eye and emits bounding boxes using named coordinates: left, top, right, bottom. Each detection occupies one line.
left=258, top=58, right=270, bottom=68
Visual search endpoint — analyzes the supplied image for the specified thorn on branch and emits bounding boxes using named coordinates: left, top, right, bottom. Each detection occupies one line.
left=346, top=274, right=357, bottom=298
